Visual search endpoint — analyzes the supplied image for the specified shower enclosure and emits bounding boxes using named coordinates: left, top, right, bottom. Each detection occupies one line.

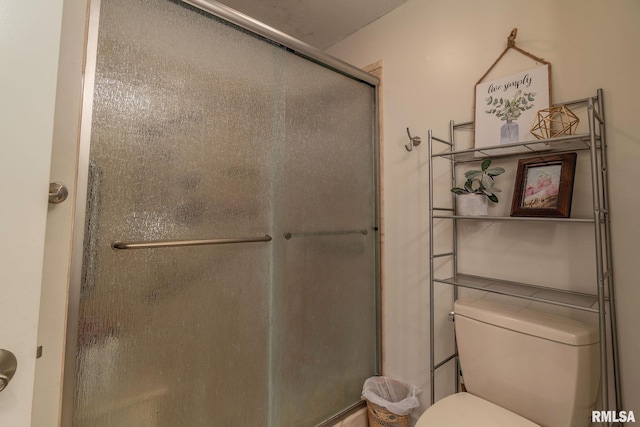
left=62, top=0, right=380, bottom=426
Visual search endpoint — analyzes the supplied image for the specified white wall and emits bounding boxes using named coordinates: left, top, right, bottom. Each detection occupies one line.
left=328, top=0, right=640, bottom=422
left=0, top=1, right=64, bottom=425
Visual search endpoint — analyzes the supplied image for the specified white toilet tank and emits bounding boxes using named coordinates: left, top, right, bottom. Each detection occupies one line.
left=454, top=298, right=600, bottom=427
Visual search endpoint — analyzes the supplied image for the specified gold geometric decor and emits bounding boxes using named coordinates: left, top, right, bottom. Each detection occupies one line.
left=530, top=105, right=580, bottom=140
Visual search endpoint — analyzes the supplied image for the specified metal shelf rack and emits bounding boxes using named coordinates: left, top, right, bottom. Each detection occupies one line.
left=427, top=89, right=622, bottom=420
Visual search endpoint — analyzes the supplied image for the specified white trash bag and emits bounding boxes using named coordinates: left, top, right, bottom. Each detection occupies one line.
left=362, top=376, right=421, bottom=416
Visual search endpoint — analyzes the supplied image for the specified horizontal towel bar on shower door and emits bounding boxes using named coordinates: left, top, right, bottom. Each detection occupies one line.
left=283, top=229, right=369, bottom=240
left=111, top=235, right=272, bottom=250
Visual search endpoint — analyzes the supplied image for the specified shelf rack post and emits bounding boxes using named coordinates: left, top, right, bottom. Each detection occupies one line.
left=448, top=119, right=460, bottom=398
left=428, top=129, right=435, bottom=405
left=592, top=89, right=622, bottom=415
left=588, top=93, right=609, bottom=415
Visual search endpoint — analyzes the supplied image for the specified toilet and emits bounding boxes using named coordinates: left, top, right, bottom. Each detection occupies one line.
left=417, top=298, right=601, bottom=427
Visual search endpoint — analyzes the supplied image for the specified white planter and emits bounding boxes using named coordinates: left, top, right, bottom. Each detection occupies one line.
left=456, top=193, right=488, bottom=216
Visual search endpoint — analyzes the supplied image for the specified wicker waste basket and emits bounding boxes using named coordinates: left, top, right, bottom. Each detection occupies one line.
left=362, top=377, right=420, bottom=427
left=366, top=401, right=410, bottom=427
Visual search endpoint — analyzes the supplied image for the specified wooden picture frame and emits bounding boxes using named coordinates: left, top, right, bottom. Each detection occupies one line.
left=510, top=153, right=577, bottom=218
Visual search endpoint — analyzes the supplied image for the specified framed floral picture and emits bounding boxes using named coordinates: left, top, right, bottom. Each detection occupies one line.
left=475, top=64, right=550, bottom=150
left=510, top=153, right=577, bottom=218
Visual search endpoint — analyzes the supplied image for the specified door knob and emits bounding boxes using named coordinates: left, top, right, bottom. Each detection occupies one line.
left=48, top=182, right=68, bottom=204
left=0, top=350, right=17, bottom=392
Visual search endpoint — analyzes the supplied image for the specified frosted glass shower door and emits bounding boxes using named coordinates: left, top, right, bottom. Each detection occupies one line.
left=67, top=1, right=379, bottom=426
left=70, top=0, right=283, bottom=425
left=278, top=54, right=378, bottom=426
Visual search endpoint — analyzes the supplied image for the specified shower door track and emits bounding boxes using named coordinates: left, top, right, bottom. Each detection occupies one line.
left=180, top=0, right=379, bottom=86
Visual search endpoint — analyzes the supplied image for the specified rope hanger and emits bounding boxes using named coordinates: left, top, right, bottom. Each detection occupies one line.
left=476, top=28, right=551, bottom=87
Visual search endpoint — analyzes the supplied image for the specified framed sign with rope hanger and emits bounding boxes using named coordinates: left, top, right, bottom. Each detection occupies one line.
left=474, top=29, right=552, bottom=151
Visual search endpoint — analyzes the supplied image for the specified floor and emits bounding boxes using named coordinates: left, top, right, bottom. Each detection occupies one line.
left=331, top=407, right=368, bottom=427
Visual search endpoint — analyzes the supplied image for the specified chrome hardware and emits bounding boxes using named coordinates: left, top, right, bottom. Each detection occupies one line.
left=48, top=182, right=69, bottom=204
left=284, top=229, right=368, bottom=240
left=448, top=312, right=455, bottom=322
left=405, top=127, right=421, bottom=151
left=112, top=235, right=272, bottom=250
left=0, top=349, right=17, bottom=393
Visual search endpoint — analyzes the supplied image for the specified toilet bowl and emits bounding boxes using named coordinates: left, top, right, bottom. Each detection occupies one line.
left=416, top=298, right=600, bottom=427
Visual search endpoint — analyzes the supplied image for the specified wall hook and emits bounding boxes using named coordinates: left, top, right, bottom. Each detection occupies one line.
left=405, top=127, right=421, bottom=151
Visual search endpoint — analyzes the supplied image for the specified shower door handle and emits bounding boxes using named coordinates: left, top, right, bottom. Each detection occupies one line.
left=0, top=349, right=17, bottom=393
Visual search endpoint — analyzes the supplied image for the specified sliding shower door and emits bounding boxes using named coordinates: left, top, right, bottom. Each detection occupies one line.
left=278, top=56, right=378, bottom=426
left=65, top=0, right=378, bottom=426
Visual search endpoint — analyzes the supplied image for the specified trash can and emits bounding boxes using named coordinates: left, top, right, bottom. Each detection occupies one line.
left=362, top=376, right=420, bottom=427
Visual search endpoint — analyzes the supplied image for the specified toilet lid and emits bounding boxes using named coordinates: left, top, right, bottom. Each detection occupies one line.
left=416, top=393, right=540, bottom=427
